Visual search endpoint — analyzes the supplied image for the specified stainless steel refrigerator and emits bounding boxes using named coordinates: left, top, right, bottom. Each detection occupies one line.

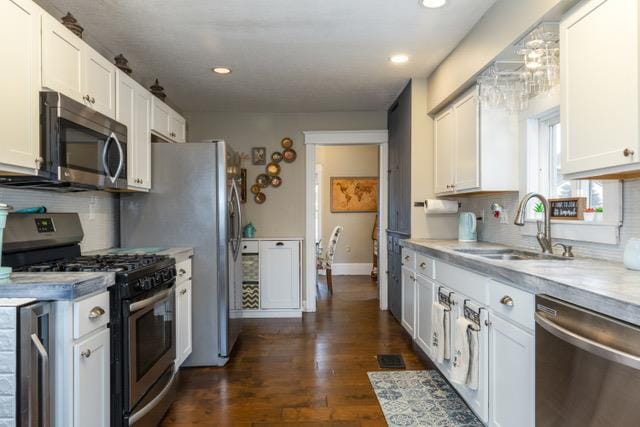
left=120, top=141, right=243, bottom=366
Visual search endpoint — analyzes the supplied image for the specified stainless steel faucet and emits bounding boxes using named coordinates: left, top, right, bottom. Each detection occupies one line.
left=514, top=192, right=553, bottom=253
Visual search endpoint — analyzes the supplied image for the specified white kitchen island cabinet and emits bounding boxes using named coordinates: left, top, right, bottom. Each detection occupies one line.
left=240, top=238, right=302, bottom=318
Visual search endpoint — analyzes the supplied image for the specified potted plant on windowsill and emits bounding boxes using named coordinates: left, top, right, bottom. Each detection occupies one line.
left=584, top=207, right=596, bottom=222
left=595, top=207, right=604, bottom=222
left=533, top=202, right=545, bottom=221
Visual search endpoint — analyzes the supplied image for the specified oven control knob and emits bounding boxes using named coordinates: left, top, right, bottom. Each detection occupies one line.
left=143, top=278, right=153, bottom=289
left=155, top=272, right=163, bottom=283
left=135, top=279, right=144, bottom=290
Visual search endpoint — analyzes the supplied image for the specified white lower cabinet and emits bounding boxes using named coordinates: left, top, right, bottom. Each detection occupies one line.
left=176, top=278, right=193, bottom=367
left=415, top=274, right=435, bottom=357
left=401, top=266, right=416, bottom=338
left=401, top=248, right=535, bottom=427
left=489, top=314, right=535, bottom=427
left=259, top=240, right=300, bottom=310
left=73, top=328, right=110, bottom=427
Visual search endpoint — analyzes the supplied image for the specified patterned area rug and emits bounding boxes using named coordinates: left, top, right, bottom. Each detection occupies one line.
left=368, top=370, right=482, bottom=427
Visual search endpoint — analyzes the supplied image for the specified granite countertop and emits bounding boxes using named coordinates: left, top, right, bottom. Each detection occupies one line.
left=0, top=272, right=115, bottom=301
left=85, top=247, right=194, bottom=263
left=401, top=239, right=640, bottom=326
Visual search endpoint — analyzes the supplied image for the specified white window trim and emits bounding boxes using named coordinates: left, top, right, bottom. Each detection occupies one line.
left=521, top=93, right=622, bottom=245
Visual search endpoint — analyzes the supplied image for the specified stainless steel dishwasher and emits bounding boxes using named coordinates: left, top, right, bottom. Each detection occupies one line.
left=535, top=295, right=640, bottom=426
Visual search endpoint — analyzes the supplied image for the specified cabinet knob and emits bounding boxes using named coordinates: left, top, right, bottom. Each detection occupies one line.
left=500, top=295, right=514, bottom=307
left=90, top=96, right=96, bottom=104
left=83, top=94, right=91, bottom=103
left=419, top=262, right=427, bottom=269
left=180, top=288, right=187, bottom=295
left=81, top=349, right=92, bottom=359
left=35, top=157, right=44, bottom=169
left=624, top=148, right=635, bottom=157
left=178, top=268, right=186, bottom=277
left=404, top=255, right=410, bottom=261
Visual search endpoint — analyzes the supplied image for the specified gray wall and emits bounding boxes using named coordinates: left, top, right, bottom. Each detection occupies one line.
left=184, top=111, right=387, bottom=238
left=457, top=179, right=640, bottom=262
left=0, top=188, right=119, bottom=252
left=316, top=145, right=379, bottom=264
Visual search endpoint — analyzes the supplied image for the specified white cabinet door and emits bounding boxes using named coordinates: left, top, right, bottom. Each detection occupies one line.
left=0, top=0, right=41, bottom=169
left=415, top=274, right=434, bottom=357
left=41, top=13, right=83, bottom=102
left=434, top=108, right=455, bottom=194
left=176, top=280, right=193, bottom=367
left=151, top=97, right=171, bottom=138
left=401, top=266, right=416, bottom=338
left=117, top=71, right=151, bottom=189
left=489, top=314, right=534, bottom=427
left=169, top=114, right=186, bottom=143
left=260, top=241, right=300, bottom=309
left=83, top=46, right=116, bottom=118
left=561, top=0, right=639, bottom=175
left=453, top=89, right=480, bottom=192
left=74, top=328, right=110, bottom=427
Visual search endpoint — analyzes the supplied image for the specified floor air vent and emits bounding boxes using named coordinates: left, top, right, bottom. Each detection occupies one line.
left=377, top=354, right=405, bottom=369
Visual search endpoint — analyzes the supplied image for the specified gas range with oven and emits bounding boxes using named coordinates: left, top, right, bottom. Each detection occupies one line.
left=2, top=213, right=179, bottom=427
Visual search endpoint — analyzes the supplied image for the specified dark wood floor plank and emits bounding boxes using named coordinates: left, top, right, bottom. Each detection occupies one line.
left=160, top=275, right=431, bottom=426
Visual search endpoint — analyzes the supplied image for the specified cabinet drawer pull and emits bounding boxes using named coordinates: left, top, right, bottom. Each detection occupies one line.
left=500, top=295, right=514, bottom=307
left=178, top=268, right=186, bottom=277
left=404, top=255, right=410, bottom=261
left=276, top=242, right=284, bottom=246
left=81, top=349, right=92, bottom=359
left=88, top=306, right=106, bottom=319
left=419, top=262, right=427, bottom=269
left=624, top=148, right=635, bottom=157
left=180, top=288, right=187, bottom=295
left=90, top=96, right=96, bottom=104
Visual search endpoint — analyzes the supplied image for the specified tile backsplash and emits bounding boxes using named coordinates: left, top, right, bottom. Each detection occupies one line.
left=456, top=179, right=640, bottom=262
left=0, top=188, right=119, bottom=252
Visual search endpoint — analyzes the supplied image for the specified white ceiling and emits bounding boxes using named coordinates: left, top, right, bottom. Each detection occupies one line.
left=35, top=0, right=496, bottom=113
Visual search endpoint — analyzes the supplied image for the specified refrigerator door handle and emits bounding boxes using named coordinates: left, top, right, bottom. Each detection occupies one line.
left=230, top=179, right=242, bottom=261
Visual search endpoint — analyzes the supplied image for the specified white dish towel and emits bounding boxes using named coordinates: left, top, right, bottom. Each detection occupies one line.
left=467, top=326, right=480, bottom=390
left=451, top=317, right=474, bottom=385
left=431, top=302, right=451, bottom=363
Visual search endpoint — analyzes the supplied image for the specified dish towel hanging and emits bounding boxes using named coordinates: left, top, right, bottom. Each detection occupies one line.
left=467, top=326, right=480, bottom=390
left=451, top=317, right=474, bottom=385
left=431, top=302, right=451, bottom=363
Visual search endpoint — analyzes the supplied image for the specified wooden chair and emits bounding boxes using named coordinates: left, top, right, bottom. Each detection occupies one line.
left=317, top=225, right=343, bottom=294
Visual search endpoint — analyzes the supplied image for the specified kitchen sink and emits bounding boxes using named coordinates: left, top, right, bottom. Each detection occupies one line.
left=454, top=248, right=572, bottom=261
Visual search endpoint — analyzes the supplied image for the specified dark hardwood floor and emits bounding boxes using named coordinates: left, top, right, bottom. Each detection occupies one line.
left=160, top=275, right=431, bottom=426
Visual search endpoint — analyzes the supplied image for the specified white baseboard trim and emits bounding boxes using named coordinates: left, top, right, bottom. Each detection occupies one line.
left=319, top=263, right=373, bottom=276
left=233, top=309, right=302, bottom=319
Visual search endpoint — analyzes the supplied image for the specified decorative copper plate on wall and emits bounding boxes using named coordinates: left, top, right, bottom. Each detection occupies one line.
left=281, top=137, right=293, bottom=149
left=250, top=184, right=261, bottom=195
left=256, top=174, right=270, bottom=188
left=254, top=192, right=266, bottom=204
left=283, top=148, right=297, bottom=163
left=271, top=176, right=282, bottom=187
left=271, top=152, right=283, bottom=163
left=266, top=162, right=281, bottom=176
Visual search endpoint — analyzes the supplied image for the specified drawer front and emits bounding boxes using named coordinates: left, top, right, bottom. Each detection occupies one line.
left=176, top=258, right=192, bottom=284
left=435, top=261, right=488, bottom=304
left=73, top=291, right=109, bottom=339
left=415, top=254, right=435, bottom=279
left=401, top=248, right=416, bottom=271
left=488, top=279, right=534, bottom=330
left=242, top=240, right=259, bottom=253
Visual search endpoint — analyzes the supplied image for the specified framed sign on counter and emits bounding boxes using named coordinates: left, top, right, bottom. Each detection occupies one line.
left=549, top=197, right=586, bottom=220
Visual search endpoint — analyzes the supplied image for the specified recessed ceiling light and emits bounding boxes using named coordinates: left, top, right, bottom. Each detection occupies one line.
left=212, top=67, right=232, bottom=75
left=390, top=54, right=409, bottom=64
left=421, top=0, right=447, bottom=8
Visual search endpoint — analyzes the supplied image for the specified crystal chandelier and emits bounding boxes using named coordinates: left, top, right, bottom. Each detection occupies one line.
left=478, top=23, right=559, bottom=113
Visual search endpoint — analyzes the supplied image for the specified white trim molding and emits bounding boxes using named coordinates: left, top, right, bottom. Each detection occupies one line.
left=318, top=263, right=373, bottom=276
left=303, top=130, right=389, bottom=313
left=522, top=220, right=621, bottom=245
left=303, top=130, right=388, bottom=145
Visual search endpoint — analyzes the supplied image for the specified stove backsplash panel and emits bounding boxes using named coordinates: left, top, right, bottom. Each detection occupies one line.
left=0, top=188, right=119, bottom=252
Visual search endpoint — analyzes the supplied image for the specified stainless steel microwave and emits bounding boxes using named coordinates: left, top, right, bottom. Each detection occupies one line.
left=0, top=91, right=127, bottom=191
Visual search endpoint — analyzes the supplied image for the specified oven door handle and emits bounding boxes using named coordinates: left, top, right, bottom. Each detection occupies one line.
left=128, top=369, right=178, bottom=425
left=102, top=132, right=124, bottom=184
left=535, top=313, right=640, bottom=370
left=129, top=288, right=172, bottom=313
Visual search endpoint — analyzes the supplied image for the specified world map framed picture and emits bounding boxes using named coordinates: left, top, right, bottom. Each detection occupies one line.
left=330, top=177, right=378, bottom=213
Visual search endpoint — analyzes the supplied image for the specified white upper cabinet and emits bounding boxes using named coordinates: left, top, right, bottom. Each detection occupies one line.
left=434, top=108, right=455, bottom=194
left=83, top=46, right=116, bottom=118
left=116, top=71, right=151, bottom=190
left=0, top=0, right=42, bottom=169
left=41, top=13, right=83, bottom=101
left=41, top=13, right=116, bottom=118
left=152, top=97, right=186, bottom=143
left=452, top=90, right=480, bottom=192
left=561, top=0, right=639, bottom=178
left=434, top=86, right=518, bottom=195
